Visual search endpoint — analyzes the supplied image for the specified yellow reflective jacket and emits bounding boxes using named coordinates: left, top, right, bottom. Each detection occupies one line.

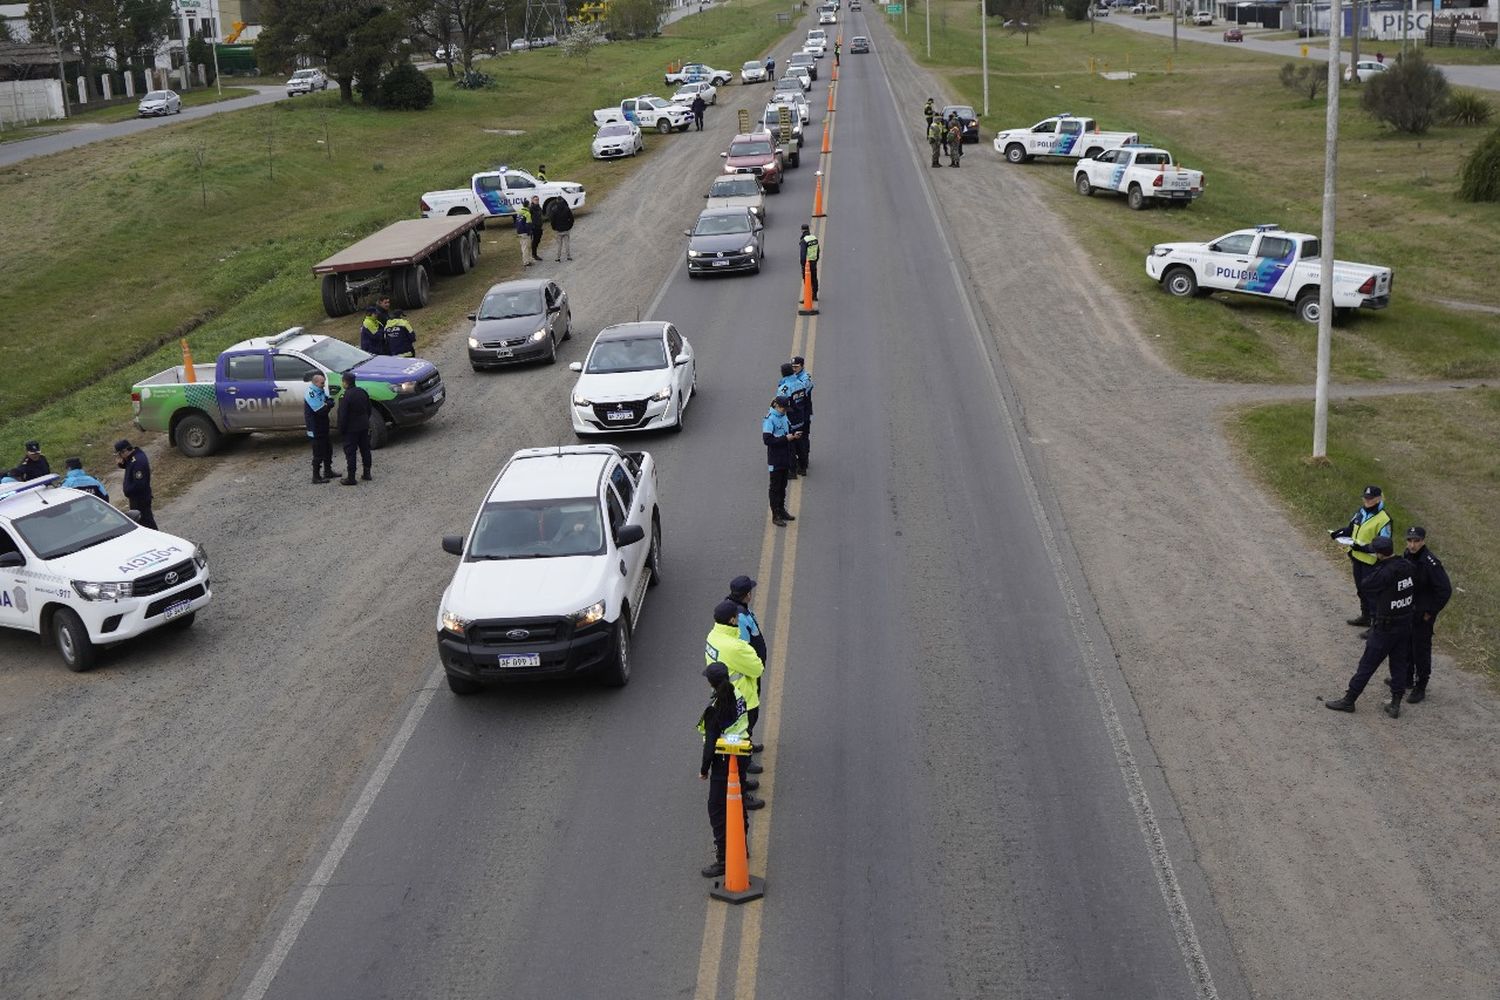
left=705, top=622, right=763, bottom=710
left=1348, top=505, right=1392, bottom=566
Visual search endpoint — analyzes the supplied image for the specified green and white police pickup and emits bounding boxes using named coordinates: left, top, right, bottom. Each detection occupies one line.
left=131, top=328, right=446, bottom=457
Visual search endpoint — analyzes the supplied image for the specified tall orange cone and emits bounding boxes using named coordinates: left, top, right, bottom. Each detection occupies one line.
left=710, top=754, right=765, bottom=903
left=181, top=339, right=197, bottom=383
left=820, top=120, right=831, bottom=155
left=827, top=83, right=836, bottom=111
left=811, top=169, right=826, bottom=219
left=797, top=258, right=819, bottom=316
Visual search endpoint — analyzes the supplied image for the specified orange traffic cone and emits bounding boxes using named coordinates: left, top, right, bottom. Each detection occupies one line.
left=797, top=258, right=819, bottom=316
left=820, top=120, right=831, bottom=155
left=811, top=169, right=825, bottom=218
left=827, top=83, right=836, bottom=110
left=181, top=338, right=197, bottom=383
left=710, top=755, right=765, bottom=903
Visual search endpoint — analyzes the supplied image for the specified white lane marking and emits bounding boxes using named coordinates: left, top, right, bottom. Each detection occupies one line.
left=872, top=46, right=1222, bottom=1000
left=240, top=667, right=444, bottom=1000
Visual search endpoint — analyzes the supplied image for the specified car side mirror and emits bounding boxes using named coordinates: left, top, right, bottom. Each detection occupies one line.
left=569, top=361, right=583, bottom=372
left=441, top=534, right=464, bottom=556
left=674, top=352, right=690, bottom=366
left=615, top=523, right=646, bottom=547
left=0, top=551, right=24, bottom=568
left=466, top=312, right=477, bottom=321
left=720, top=151, right=728, bottom=158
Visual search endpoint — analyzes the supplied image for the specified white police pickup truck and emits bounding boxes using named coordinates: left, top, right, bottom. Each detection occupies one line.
left=993, top=113, right=1139, bottom=163
left=435, top=445, right=662, bottom=694
left=592, top=95, right=694, bottom=133
left=665, top=62, right=734, bottom=87
left=420, top=166, right=586, bottom=221
left=1074, top=145, right=1205, bottom=209
left=0, top=476, right=212, bottom=671
left=1146, top=224, right=1394, bottom=323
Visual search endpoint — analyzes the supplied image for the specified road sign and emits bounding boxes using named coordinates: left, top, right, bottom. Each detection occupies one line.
left=886, top=3, right=903, bottom=11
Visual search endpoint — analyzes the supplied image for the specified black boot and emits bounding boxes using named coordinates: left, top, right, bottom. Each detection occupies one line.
left=772, top=514, right=788, bottom=527
left=1383, top=693, right=1403, bottom=719
left=701, top=850, right=725, bottom=878
left=778, top=510, right=796, bottom=521
left=743, top=794, right=766, bottom=811
left=746, top=760, right=764, bottom=774
left=312, top=467, right=327, bottom=484
left=1347, top=615, right=1370, bottom=627
left=742, top=778, right=760, bottom=792
left=323, top=465, right=337, bottom=480
left=1324, top=693, right=1357, bottom=712
left=1407, top=683, right=1427, bottom=704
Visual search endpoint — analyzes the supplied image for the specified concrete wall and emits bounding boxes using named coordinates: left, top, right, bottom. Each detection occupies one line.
left=0, top=78, right=66, bottom=125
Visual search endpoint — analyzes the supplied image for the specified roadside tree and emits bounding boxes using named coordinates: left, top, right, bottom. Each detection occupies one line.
left=400, top=0, right=507, bottom=75
left=27, top=0, right=174, bottom=99
left=607, top=0, right=666, bottom=39
left=1362, top=50, right=1448, bottom=135
left=560, top=22, right=603, bottom=67
left=1458, top=126, right=1500, bottom=202
left=1278, top=62, right=1324, bottom=101
left=257, top=0, right=408, bottom=104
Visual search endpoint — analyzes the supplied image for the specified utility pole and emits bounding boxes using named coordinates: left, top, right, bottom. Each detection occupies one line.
left=926, top=0, right=931, bottom=56
left=980, top=0, right=989, bottom=115
left=1313, top=0, right=1343, bottom=460
left=209, top=0, right=223, bottom=96
left=1349, top=0, right=1361, bottom=80
left=46, top=0, right=71, bottom=117
left=1172, top=0, right=1178, bottom=51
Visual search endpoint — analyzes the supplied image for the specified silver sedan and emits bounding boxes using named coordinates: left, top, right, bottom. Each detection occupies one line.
left=137, top=90, right=182, bottom=117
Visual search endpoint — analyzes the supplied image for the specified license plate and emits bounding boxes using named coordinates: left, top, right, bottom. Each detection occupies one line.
left=607, top=409, right=633, bottom=422
left=162, top=600, right=192, bottom=620
left=712, top=259, right=731, bottom=267
left=494, top=348, right=513, bottom=358
left=433, top=387, right=445, bottom=402
left=497, top=653, right=541, bottom=668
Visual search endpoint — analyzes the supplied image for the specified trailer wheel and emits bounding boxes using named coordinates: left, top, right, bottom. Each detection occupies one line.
left=443, top=236, right=469, bottom=275
left=175, top=411, right=223, bottom=457
left=321, top=274, right=353, bottom=317
left=461, top=232, right=477, bottom=271
left=396, top=265, right=430, bottom=309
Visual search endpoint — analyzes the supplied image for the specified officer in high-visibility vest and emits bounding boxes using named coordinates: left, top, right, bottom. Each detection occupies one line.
left=798, top=223, right=820, bottom=301
left=726, top=576, right=768, bottom=776
left=923, top=97, right=935, bottom=128
left=706, top=599, right=767, bottom=773
left=359, top=296, right=392, bottom=354
left=382, top=311, right=417, bottom=357
left=1329, top=485, right=1393, bottom=627
left=698, top=661, right=754, bottom=878
left=927, top=116, right=945, bottom=167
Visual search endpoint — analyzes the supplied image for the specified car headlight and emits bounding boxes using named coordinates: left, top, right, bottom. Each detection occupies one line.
left=468, top=336, right=480, bottom=349
left=440, top=609, right=471, bottom=636
left=193, top=544, right=209, bottom=570
left=742, top=243, right=757, bottom=254
left=530, top=329, right=548, bottom=342
left=72, top=580, right=133, bottom=601
left=571, top=599, right=606, bottom=627
left=687, top=249, right=702, bottom=258
left=562, top=184, right=583, bottom=193
left=573, top=394, right=592, bottom=407
left=393, top=380, right=417, bottom=394
left=650, top=385, right=672, bottom=402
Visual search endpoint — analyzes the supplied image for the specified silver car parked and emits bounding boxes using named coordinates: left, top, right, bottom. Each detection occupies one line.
left=137, top=90, right=182, bottom=117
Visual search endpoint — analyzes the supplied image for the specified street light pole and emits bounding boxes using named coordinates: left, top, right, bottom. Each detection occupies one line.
left=926, top=0, right=931, bottom=57
left=46, top=0, right=71, bottom=117
left=980, top=0, right=989, bottom=115
left=210, top=0, right=223, bottom=95
left=1313, top=0, right=1343, bottom=460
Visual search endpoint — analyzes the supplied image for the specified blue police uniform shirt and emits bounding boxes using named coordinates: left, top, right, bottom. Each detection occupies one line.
left=738, top=607, right=762, bottom=644
left=763, top=408, right=791, bottom=471
left=62, top=469, right=109, bottom=500
left=1351, top=502, right=1392, bottom=538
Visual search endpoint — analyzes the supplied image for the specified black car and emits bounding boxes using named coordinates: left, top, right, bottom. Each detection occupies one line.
left=684, top=207, right=765, bottom=276
left=466, top=279, right=572, bottom=369
left=940, top=104, right=980, bottom=143
left=850, top=35, right=870, bottom=53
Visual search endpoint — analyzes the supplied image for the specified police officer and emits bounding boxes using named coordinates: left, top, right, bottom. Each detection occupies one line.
left=13, top=441, right=50, bottom=481
left=763, top=396, right=798, bottom=526
left=798, top=223, right=820, bottom=301
left=923, top=97, right=935, bottom=129
left=778, top=362, right=811, bottom=476
left=706, top=599, right=766, bottom=783
left=726, top=576, right=768, bottom=773
left=1404, top=526, right=1452, bottom=704
left=549, top=197, right=575, bottom=262
left=304, top=372, right=335, bottom=483
left=1324, top=535, right=1416, bottom=718
left=790, top=355, right=813, bottom=470
left=61, top=458, right=108, bottom=500
left=698, top=661, right=754, bottom=878
left=383, top=310, right=416, bottom=358
left=927, top=115, right=945, bottom=167
left=514, top=200, right=534, bottom=266
left=528, top=196, right=546, bottom=264
left=765, top=56, right=776, bottom=77
left=360, top=296, right=391, bottom=355
left=536, top=163, right=548, bottom=183
left=948, top=116, right=964, bottom=167
left=1329, top=484, right=1392, bottom=627
left=833, top=40, right=841, bottom=65
left=114, top=439, right=156, bottom=529
left=690, top=92, right=707, bottom=131
left=336, top=371, right=373, bottom=485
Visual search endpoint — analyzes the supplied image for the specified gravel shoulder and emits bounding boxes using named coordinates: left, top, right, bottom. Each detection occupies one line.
left=0, top=80, right=776, bottom=1000
left=873, top=19, right=1500, bottom=1000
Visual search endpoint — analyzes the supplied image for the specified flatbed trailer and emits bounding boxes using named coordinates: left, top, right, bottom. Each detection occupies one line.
left=312, top=215, right=485, bottom=317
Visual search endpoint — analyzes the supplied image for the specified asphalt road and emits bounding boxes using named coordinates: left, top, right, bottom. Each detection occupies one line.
left=0, top=85, right=285, bottom=169
left=236, top=12, right=1247, bottom=999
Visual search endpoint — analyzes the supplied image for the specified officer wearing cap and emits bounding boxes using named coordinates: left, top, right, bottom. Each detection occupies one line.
left=777, top=363, right=810, bottom=480
left=1404, top=526, right=1452, bottom=704
left=360, top=296, right=392, bottom=355
left=1329, top=485, right=1392, bottom=627
left=799, top=224, right=820, bottom=301
left=726, top=576, right=768, bottom=773
left=114, top=439, right=156, bottom=529
left=706, top=599, right=766, bottom=781
left=697, top=660, right=754, bottom=878
left=13, top=441, right=50, bottom=481
left=762, top=397, right=798, bottom=526
left=1324, top=535, right=1416, bottom=718
left=61, top=458, right=108, bottom=500
left=788, top=356, right=813, bottom=471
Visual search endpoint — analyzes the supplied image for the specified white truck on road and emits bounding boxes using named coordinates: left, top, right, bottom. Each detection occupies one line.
left=592, top=95, right=694, bottom=133
left=1146, top=224, right=1394, bottom=323
left=993, top=114, right=1139, bottom=163
left=1074, top=145, right=1205, bottom=209
left=419, top=166, right=587, bottom=221
left=664, top=62, right=734, bottom=87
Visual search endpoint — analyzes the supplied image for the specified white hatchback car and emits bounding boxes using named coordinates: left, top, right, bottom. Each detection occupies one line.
left=1345, top=58, right=1389, bottom=81
left=570, top=322, right=697, bottom=436
left=672, top=81, right=718, bottom=105
left=592, top=121, right=644, bottom=159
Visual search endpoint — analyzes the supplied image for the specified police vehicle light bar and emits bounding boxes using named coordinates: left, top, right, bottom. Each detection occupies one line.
left=1254, top=223, right=1282, bottom=232
left=0, top=474, right=60, bottom=501
left=267, top=327, right=307, bottom=347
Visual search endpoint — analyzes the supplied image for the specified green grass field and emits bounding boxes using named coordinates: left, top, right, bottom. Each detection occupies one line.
left=889, top=3, right=1500, bottom=384
left=1231, top=391, right=1500, bottom=681
left=0, top=0, right=793, bottom=472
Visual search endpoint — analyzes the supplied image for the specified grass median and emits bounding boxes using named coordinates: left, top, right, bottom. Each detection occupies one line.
left=0, top=0, right=792, bottom=472
left=889, top=6, right=1499, bottom=385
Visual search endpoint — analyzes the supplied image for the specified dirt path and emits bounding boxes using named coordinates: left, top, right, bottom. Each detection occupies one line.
left=872, top=19, right=1500, bottom=1000
left=0, top=76, right=784, bottom=1000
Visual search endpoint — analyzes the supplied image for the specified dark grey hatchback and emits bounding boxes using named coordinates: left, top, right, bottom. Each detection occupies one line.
left=467, top=279, right=572, bottom=370
left=684, top=207, right=765, bottom=277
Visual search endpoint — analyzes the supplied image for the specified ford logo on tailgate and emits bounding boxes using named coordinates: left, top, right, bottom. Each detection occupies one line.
left=505, top=629, right=530, bottom=641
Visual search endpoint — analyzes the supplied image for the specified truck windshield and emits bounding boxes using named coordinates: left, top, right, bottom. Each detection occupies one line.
left=468, top=499, right=605, bottom=559
left=13, top=496, right=136, bottom=560
left=730, top=140, right=773, bottom=158
left=302, top=338, right=374, bottom=374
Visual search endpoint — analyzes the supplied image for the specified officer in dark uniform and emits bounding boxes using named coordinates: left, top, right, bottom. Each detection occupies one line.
left=383, top=311, right=417, bottom=358
left=14, top=441, right=50, bottom=481
left=360, top=297, right=391, bottom=355
left=923, top=97, right=935, bottom=130
left=927, top=116, right=945, bottom=167
left=1324, top=535, right=1416, bottom=718
left=726, top=575, right=768, bottom=775
left=790, top=355, right=813, bottom=456
left=798, top=224, right=820, bottom=301
left=304, top=372, right=335, bottom=483
left=698, top=661, right=753, bottom=878
left=762, top=396, right=797, bottom=526
left=1404, top=526, right=1452, bottom=704
left=336, top=372, right=373, bottom=485
left=114, top=439, right=156, bottom=529
left=778, top=363, right=811, bottom=476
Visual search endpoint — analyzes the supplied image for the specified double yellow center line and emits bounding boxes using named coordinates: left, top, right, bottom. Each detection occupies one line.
left=691, top=76, right=835, bottom=1000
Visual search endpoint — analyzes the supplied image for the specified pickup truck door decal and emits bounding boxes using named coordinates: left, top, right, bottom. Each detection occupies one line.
left=475, top=177, right=522, bottom=217
left=1240, top=237, right=1297, bottom=295
left=217, top=353, right=279, bottom=431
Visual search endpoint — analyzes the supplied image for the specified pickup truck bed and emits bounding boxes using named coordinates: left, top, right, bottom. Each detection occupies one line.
left=312, top=216, right=484, bottom=317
